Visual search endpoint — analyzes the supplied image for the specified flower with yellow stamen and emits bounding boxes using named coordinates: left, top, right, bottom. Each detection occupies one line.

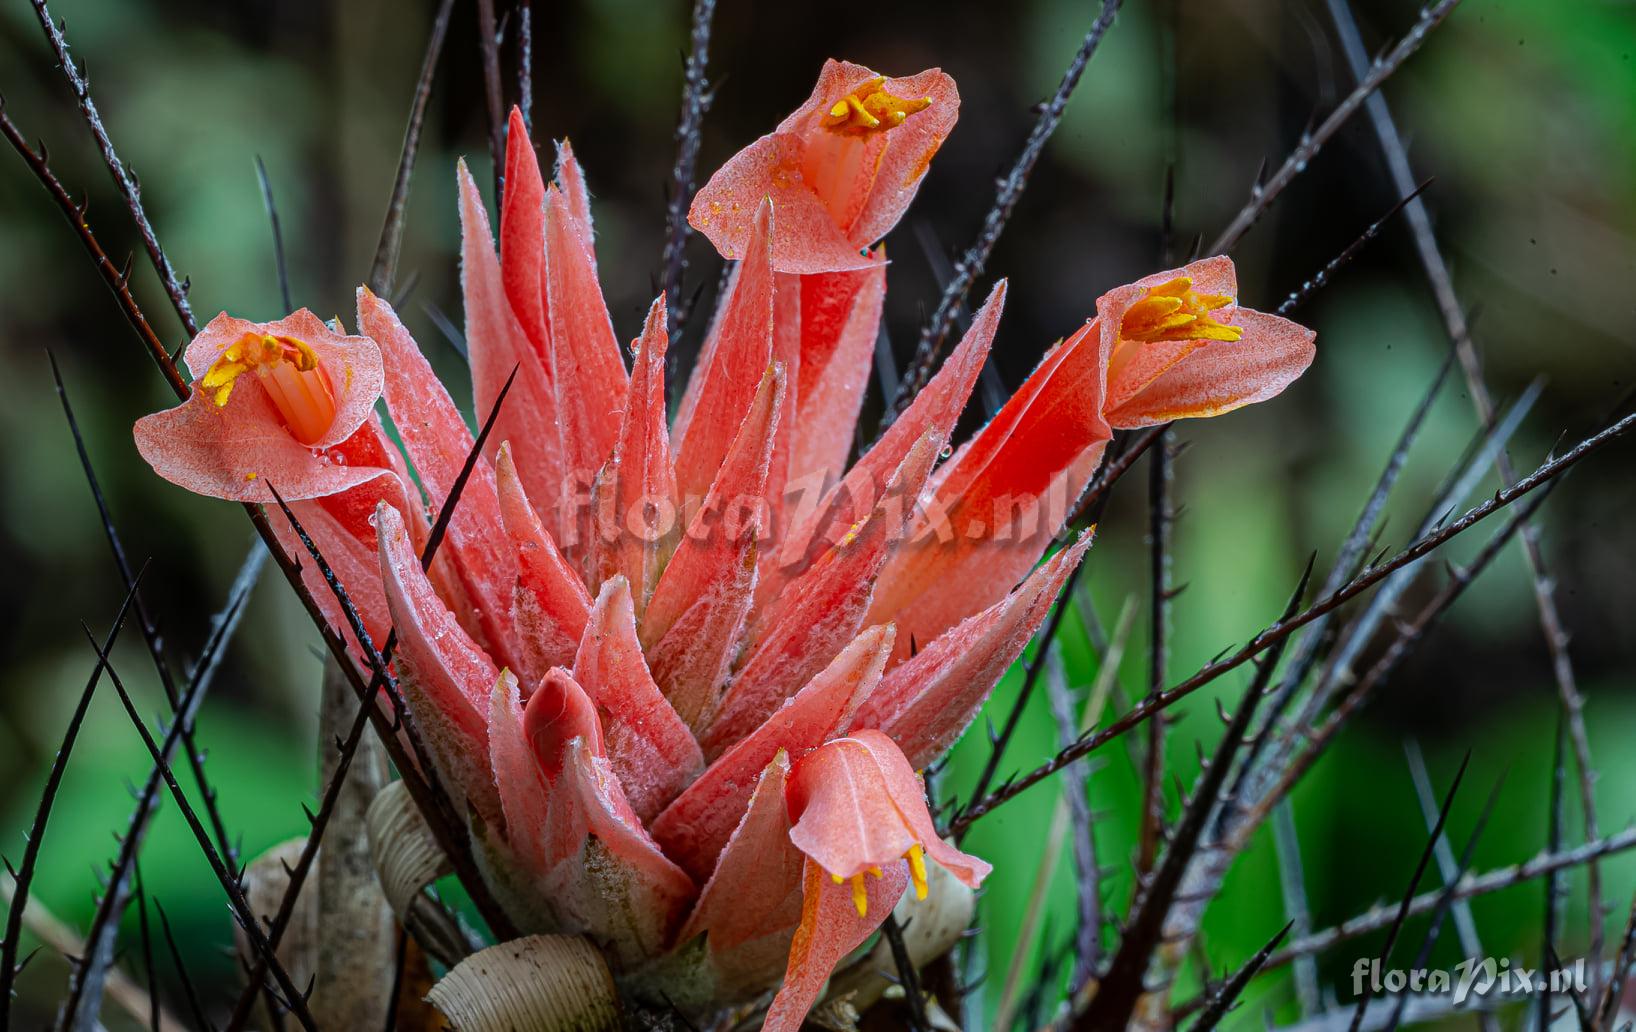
left=787, top=731, right=992, bottom=919
left=134, top=308, right=388, bottom=504
left=200, top=331, right=338, bottom=445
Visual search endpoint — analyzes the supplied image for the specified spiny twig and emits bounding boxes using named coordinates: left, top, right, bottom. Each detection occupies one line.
left=660, top=0, right=718, bottom=338
left=474, top=0, right=506, bottom=202
left=880, top=913, right=929, bottom=1032
left=1381, top=770, right=1504, bottom=1032
left=1258, top=826, right=1636, bottom=972
left=0, top=875, right=177, bottom=1032
left=156, top=901, right=211, bottom=1032
left=50, top=351, right=237, bottom=869
left=1344, top=751, right=1470, bottom=1032
left=0, top=106, right=187, bottom=399
left=30, top=0, right=198, bottom=336
left=1137, top=431, right=1174, bottom=875
left=88, top=643, right=319, bottom=1031
left=1274, top=179, right=1432, bottom=317
left=516, top=0, right=532, bottom=132
left=56, top=550, right=262, bottom=1032
left=1208, top=0, right=1461, bottom=255
left=1324, top=0, right=1606, bottom=978
left=0, top=579, right=141, bottom=1032
left=1252, top=471, right=1560, bottom=827
left=1230, top=352, right=1453, bottom=811
left=949, top=404, right=1636, bottom=835
left=1298, top=380, right=1540, bottom=730
left=889, top=0, right=1123, bottom=418
left=253, top=156, right=293, bottom=312
left=1187, top=922, right=1293, bottom=1032
left=1074, top=560, right=1310, bottom=1031
left=369, top=0, right=456, bottom=297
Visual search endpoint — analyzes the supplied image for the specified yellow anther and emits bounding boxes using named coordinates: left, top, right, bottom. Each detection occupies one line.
left=821, top=76, right=932, bottom=136
left=200, top=331, right=337, bottom=445
left=1119, top=277, right=1243, bottom=344
left=850, top=873, right=869, bottom=918
left=201, top=333, right=322, bottom=408
left=906, top=844, right=929, bottom=901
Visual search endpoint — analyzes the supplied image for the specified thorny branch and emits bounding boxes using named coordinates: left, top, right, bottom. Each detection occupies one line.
left=1208, top=0, right=1461, bottom=255
left=1323, top=0, right=1607, bottom=980
left=1136, top=431, right=1173, bottom=876
left=474, top=0, right=506, bottom=202
left=30, top=0, right=198, bottom=337
left=889, top=0, right=1123, bottom=418
left=55, top=547, right=263, bottom=1032
left=89, top=644, right=320, bottom=1031
left=1242, top=826, right=1636, bottom=976
left=0, top=581, right=140, bottom=1032
left=949, top=404, right=1636, bottom=836
left=660, top=0, right=718, bottom=339
left=0, top=89, right=517, bottom=949
left=370, top=0, right=457, bottom=298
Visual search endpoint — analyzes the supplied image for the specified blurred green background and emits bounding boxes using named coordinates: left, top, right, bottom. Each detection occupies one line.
left=1, top=0, right=1633, bottom=1027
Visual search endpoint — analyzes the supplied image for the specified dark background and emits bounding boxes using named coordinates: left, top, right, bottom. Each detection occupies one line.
left=1, top=0, right=1632, bottom=1026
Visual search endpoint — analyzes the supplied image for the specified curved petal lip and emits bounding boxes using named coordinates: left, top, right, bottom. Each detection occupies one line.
left=689, top=133, right=877, bottom=274
left=1105, top=308, right=1317, bottom=426
left=134, top=392, right=395, bottom=503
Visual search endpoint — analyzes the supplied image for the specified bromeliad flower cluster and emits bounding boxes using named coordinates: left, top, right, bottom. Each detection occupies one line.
left=133, top=59, right=1314, bottom=1027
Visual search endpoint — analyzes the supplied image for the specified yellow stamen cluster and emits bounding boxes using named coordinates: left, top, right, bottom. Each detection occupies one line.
left=200, top=333, right=321, bottom=408
left=829, top=845, right=931, bottom=918
left=821, top=76, right=932, bottom=136
left=1119, top=277, right=1243, bottom=344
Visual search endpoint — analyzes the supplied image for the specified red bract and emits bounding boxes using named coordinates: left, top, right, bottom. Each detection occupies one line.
left=133, top=57, right=1316, bottom=1028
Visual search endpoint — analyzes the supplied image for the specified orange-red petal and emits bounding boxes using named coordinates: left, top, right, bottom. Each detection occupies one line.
left=762, top=856, right=908, bottom=1032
